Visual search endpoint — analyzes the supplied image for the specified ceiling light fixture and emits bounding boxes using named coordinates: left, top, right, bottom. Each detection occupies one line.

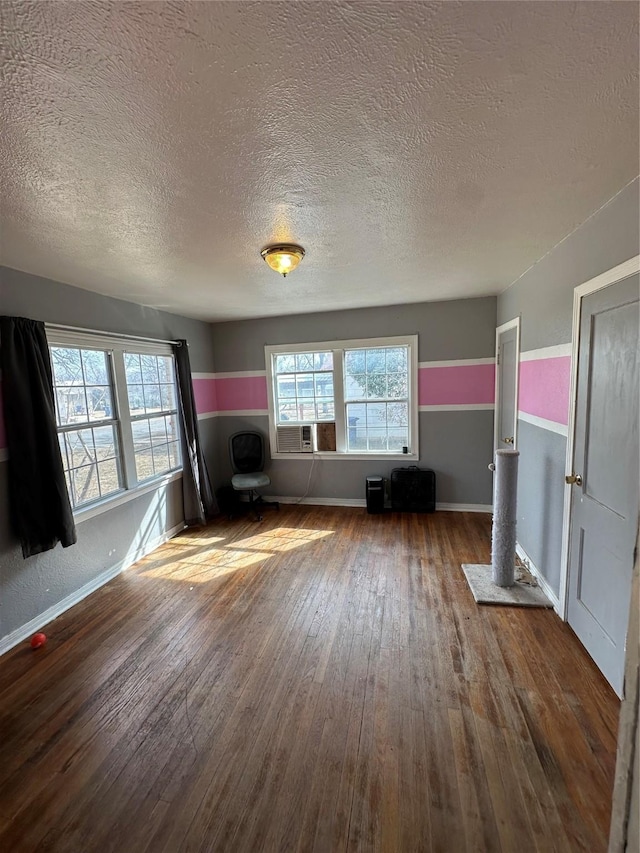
left=260, top=243, right=305, bottom=277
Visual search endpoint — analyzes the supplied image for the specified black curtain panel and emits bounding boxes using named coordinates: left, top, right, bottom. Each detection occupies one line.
left=0, top=316, right=77, bottom=558
left=174, top=340, right=218, bottom=525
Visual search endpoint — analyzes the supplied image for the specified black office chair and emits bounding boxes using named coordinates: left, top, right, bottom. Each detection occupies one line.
left=229, top=431, right=279, bottom=521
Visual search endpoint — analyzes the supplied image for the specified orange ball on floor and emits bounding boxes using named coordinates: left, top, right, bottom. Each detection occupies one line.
left=30, top=633, right=47, bottom=649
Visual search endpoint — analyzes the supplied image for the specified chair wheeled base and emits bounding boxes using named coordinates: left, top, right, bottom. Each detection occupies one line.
left=244, top=491, right=280, bottom=521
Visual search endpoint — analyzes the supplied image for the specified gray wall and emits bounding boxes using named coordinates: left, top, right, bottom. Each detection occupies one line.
left=211, top=296, right=497, bottom=506
left=0, top=267, right=217, bottom=643
left=497, top=178, right=640, bottom=596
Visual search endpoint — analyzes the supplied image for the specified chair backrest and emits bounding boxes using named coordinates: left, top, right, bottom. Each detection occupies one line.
left=229, top=431, right=265, bottom=474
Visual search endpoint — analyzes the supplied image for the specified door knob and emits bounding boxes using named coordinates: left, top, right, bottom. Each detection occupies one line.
left=503, top=436, right=514, bottom=444
left=565, top=473, right=583, bottom=486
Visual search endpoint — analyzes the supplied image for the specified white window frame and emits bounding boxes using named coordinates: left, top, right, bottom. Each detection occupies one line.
left=265, top=335, right=419, bottom=460
left=47, top=329, right=183, bottom=522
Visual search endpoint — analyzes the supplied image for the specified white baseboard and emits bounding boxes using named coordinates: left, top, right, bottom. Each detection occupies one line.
left=0, top=521, right=186, bottom=658
left=516, top=541, right=561, bottom=613
left=269, top=495, right=366, bottom=507
left=268, top=495, right=492, bottom=513
left=437, top=503, right=492, bottom=513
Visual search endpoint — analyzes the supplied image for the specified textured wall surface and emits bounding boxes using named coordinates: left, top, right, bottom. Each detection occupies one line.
left=497, top=178, right=640, bottom=597
left=0, top=268, right=217, bottom=643
left=2, top=1, right=638, bottom=321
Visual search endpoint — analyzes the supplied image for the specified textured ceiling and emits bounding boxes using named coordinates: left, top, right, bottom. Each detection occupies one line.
left=1, top=1, right=638, bottom=322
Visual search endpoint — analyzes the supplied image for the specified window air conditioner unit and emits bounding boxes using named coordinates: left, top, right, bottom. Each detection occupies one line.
left=276, top=424, right=313, bottom=453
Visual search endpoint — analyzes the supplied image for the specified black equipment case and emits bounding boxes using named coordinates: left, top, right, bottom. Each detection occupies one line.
left=390, top=466, right=436, bottom=513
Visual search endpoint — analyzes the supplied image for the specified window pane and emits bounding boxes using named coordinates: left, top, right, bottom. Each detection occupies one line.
left=297, top=401, right=316, bottom=420
left=56, top=388, right=79, bottom=426
left=387, top=374, right=408, bottom=399
left=388, top=429, right=408, bottom=452
left=124, top=353, right=142, bottom=384
left=81, top=349, right=109, bottom=385
left=128, top=384, right=145, bottom=416
left=165, top=414, right=179, bottom=442
left=148, top=416, right=168, bottom=445
left=168, top=441, right=181, bottom=469
left=296, top=374, right=314, bottom=397
left=275, top=355, right=293, bottom=374
left=385, top=347, right=407, bottom=373
left=365, top=373, right=387, bottom=399
left=315, top=399, right=335, bottom=420
left=296, top=353, right=314, bottom=371
left=160, top=383, right=176, bottom=410
left=85, top=386, right=112, bottom=420
left=157, top=356, right=174, bottom=383
left=58, top=434, right=69, bottom=470
left=278, top=402, right=297, bottom=422
left=346, top=402, right=366, bottom=423
left=387, top=402, right=408, bottom=426
left=97, top=459, right=121, bottom=496
left=344, top=350, right=365, bottom=375
left=366, top=349, right=385, bottom=373
left=367, top=429, right=388, bottom=451
left=51, top=347, right=82, bottom=385
left=346, top=403, right=366, bottom=449
left=314, top=352, right=333, bottom=371
left=152, top=444, right=170, bottom=473
left=345, top=374, right=366, bottom=399
left=277, top=375, right=296, bottom=399
left=140, top=354, right=159, bottom=383
left=135, top=448, right=155, bottom=481
left=132, top=420, right=152, bottom=451
left=143, top=384, right=161, bottom=412
left=365, top=402, right=387, bottom=425
left=275, top=354, right=296, bottom=374
left=65, top=429, right=96, bottom=466
left=93, top=425, right=118, bottom=460
left=57, top=387, right=89, bottom=422
left=72, top=464, right=100, bottom=505
left=314, top=374, right=333, bottom=397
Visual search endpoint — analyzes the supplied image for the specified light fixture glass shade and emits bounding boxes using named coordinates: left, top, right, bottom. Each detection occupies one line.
left=261, top=244, right=305, bottom=277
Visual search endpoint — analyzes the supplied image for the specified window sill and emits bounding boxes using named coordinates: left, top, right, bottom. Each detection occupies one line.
left=73, top=469, right=183, bottom=525
left=270, top=452, right=419, bottom=462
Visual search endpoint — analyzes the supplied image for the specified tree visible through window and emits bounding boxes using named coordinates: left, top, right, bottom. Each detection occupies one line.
left=266, top=336, right=417, bottom=455
left=273, top=351, right=334, bottom=422
left=52, top=346, right=122, bottom=506
left=49, top=337, right=181, bottom=512
left=124, top=352, right=180, bottom=482
left=344, top=346, right=409, bottom=452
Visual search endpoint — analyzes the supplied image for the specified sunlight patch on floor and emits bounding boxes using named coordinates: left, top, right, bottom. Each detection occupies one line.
left=140, top=527, right=334, bottom=582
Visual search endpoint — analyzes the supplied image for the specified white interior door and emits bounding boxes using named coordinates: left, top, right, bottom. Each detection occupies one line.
left=566, top=272, right=639, bottom=696
left=494, top=320, right=520, bottom=452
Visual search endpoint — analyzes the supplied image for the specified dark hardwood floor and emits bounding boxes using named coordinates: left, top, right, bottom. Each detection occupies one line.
left=0, top=507, right=619, bottom=852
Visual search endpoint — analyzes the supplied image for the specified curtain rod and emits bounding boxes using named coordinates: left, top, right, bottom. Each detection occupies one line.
left=45, top=322, right=183, bottom=347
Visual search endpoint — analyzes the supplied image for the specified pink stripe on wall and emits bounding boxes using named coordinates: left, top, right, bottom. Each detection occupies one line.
left=215, top=375, right=268, bottom=412
left=192, top=375, right=268, bottom=415
left=418, top=363, right=495, bottom=406
left=192, top=377, right=218, bottom=415
left=519, top=356, right=571, bottom=425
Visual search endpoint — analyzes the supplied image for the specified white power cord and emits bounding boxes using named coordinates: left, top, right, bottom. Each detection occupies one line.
left=295, top=453, right=318, bottom=504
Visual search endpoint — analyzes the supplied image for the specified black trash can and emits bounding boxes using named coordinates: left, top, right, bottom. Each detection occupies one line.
left=365, top=475, right=385, bottom=514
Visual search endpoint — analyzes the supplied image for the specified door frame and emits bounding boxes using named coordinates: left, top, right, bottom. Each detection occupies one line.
left=558, top=254, right=640, bottom=619
left=494, top=317, right=521, bottom=454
